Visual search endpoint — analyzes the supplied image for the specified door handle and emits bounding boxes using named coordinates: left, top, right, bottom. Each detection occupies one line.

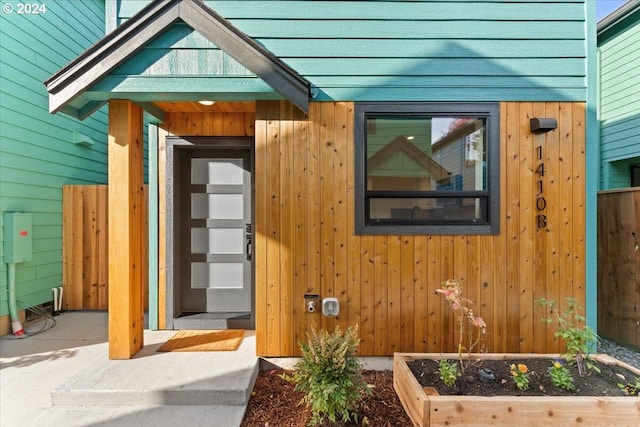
left=246, top=235, right=252, bottom=261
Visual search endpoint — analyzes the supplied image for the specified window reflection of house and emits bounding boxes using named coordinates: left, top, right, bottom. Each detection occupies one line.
left=367, top=136, right=450, bottom=219
left=431, top=119, right=486, bottom=216
left=366, top=117, right=486, bottom=221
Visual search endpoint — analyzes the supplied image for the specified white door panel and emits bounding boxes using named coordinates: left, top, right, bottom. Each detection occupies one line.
left=190, top=157, right=251, bottom=312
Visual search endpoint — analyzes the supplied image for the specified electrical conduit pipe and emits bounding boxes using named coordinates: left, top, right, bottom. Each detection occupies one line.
left=7, top=263, right=24, bottom=336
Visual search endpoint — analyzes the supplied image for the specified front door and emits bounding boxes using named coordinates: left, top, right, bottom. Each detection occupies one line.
left=170, top=139, right=253, bottom=330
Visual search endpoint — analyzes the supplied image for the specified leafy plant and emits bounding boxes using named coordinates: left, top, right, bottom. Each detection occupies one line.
left=438, top=359, right=461, bottom=387
left=284, top=324, right=371, bottom=426
left=509, top=363, right=531, bottom=391
left=548, top=360, right=575, bottom=391
left=618, top=377, right=640, bottom=396
left=536, top=297, right=600, bottom=376
left=436, top=279, right=487, bottom=372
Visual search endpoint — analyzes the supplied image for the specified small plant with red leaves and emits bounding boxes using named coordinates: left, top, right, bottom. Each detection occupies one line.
left=436, top=279, right=487, bottom=372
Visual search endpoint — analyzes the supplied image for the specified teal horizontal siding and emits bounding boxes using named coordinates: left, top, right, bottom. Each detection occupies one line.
left=285, top=58, right=585, bottom=76
left=600, top=116, right=640, bottom=161
left=111, top=0, right=587, bottom=102
left=119, top=0, right=584, bottom=21
left=598, top=11, right=639, bottom=189
left=258, top=39, right=586, bottom=58
left=228, top=20, right=585, bottom=40
left=0, top=0, right=108, bottom=317
left=207, top=1, right=583, bottom=20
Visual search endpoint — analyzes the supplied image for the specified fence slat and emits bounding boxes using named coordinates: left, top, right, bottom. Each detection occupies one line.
left=62, top=185, right=147, bottom=311
left=597, top=189, right=640, bottom=349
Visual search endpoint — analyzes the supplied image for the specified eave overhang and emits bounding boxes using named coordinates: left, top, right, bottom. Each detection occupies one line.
left=597, top=1, right=640, bottom=44
left=44, top=0, right=311, bottom=118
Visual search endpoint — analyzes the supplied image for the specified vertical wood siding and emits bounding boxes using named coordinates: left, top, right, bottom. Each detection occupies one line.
left=0, top=0, right=107, bottom=316
left=161, top=112, right=256, bottom=137
left=255, top=101, right=586, bottom=356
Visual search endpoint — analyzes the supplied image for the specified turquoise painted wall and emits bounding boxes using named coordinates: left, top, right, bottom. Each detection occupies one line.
left=0, top=0, right=108, bottom=316
left=111, top=0, right=588, bottom=102
left=598, top=6, right=640, bottom=189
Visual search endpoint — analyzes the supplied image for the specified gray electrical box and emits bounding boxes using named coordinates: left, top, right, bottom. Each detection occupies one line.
left=3, top=212, right=33, bottom=263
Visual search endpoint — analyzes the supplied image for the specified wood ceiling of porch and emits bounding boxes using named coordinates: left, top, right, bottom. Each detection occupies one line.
left=153, top=101, right=255, bottom=113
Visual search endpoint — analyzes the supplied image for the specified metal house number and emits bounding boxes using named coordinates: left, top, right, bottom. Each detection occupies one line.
left=535, top=145, right=547, bottom=229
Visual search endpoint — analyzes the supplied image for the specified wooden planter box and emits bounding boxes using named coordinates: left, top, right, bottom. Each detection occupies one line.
left=393, top=353, right=640, bottom=427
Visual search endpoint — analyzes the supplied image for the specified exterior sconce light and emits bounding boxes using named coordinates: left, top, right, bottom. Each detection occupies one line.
left=530, top=118, right=557, bottom=134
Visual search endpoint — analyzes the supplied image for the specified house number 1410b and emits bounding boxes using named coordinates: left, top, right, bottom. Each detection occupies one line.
left=536, top=145, right=547, bottom=229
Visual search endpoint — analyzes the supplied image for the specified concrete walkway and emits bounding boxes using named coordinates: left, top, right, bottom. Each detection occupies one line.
left=0, top=311, right=258, bottom=427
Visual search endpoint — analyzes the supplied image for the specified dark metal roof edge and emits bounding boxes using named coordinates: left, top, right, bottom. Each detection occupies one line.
left=597, top=0, right=640, bottom=35
left=44, top=0, right=179, bottom=90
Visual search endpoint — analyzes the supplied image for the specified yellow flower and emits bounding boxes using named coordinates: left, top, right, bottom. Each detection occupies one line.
left=553, top=361, right=562, bottom=369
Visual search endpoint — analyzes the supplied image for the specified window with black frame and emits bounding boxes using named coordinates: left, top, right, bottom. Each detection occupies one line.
left=354, top=103, right=500, bottom=235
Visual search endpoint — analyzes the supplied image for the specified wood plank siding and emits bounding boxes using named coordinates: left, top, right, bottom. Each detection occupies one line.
left=0, top=0, right=108, bottom=320
left=256, top=102, right=585, bottom=356
left=154, top=100, right=587, bottom=357
left=253, top=101, right=586, bottom=356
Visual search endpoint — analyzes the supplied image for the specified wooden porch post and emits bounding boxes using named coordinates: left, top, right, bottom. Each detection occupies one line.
left=108, top=100, right=144, bottom=359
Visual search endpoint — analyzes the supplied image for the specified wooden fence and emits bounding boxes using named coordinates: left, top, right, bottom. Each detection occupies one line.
left=62, top=185, right=148, bottom=310
left=597, top=188, right=640, bottom=349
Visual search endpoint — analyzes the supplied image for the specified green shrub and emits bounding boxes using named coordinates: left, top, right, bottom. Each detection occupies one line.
left=536, top=297, right=600, bottom=376
left=548, top=360, right=575, bottom=391
left=285, top=324, right=370, bottom=426
left=438, top=359, right=461, bottom=387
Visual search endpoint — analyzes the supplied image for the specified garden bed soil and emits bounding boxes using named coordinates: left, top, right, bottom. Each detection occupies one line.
left=241, top=369, right=412, bottom=427
left=394, top=353, right=640, bottom=427
left=408, top=357, right=636, bottom=397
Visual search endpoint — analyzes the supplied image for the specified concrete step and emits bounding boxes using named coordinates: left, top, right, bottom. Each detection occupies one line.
left=34, top=404, right=247, bottom=427
left=51, top=357, right=258, bottom=407
left=50, top=333, right=259, bottom=408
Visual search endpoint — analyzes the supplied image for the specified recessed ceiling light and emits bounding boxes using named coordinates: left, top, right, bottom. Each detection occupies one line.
left=198, top=100, right=215, bottom=106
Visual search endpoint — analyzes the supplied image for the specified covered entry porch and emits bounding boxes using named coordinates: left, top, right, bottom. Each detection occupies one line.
left=45, top=0, right=310, bottom=359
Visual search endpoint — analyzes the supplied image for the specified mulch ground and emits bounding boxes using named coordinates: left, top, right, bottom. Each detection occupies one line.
left=240, top=370, right=412, bottom=427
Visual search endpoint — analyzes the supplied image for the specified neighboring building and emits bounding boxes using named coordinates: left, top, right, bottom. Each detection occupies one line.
left=0, top=1, right=109, bottom=334
left=597, top=0, right=640, bottom=189
left=596, top=0, right=640, bottom=351
left=45, top=0, right=598, bottom=359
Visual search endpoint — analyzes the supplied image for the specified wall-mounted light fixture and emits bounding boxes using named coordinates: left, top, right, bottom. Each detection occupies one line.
left=198, top=100, right=215, bottom=106
left=73, top=131, right=94, bottom=147
left=530, top=118, right=557, bottom=134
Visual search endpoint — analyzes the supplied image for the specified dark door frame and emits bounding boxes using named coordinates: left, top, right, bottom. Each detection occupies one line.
left=164, top=136, right=255, bottom=330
